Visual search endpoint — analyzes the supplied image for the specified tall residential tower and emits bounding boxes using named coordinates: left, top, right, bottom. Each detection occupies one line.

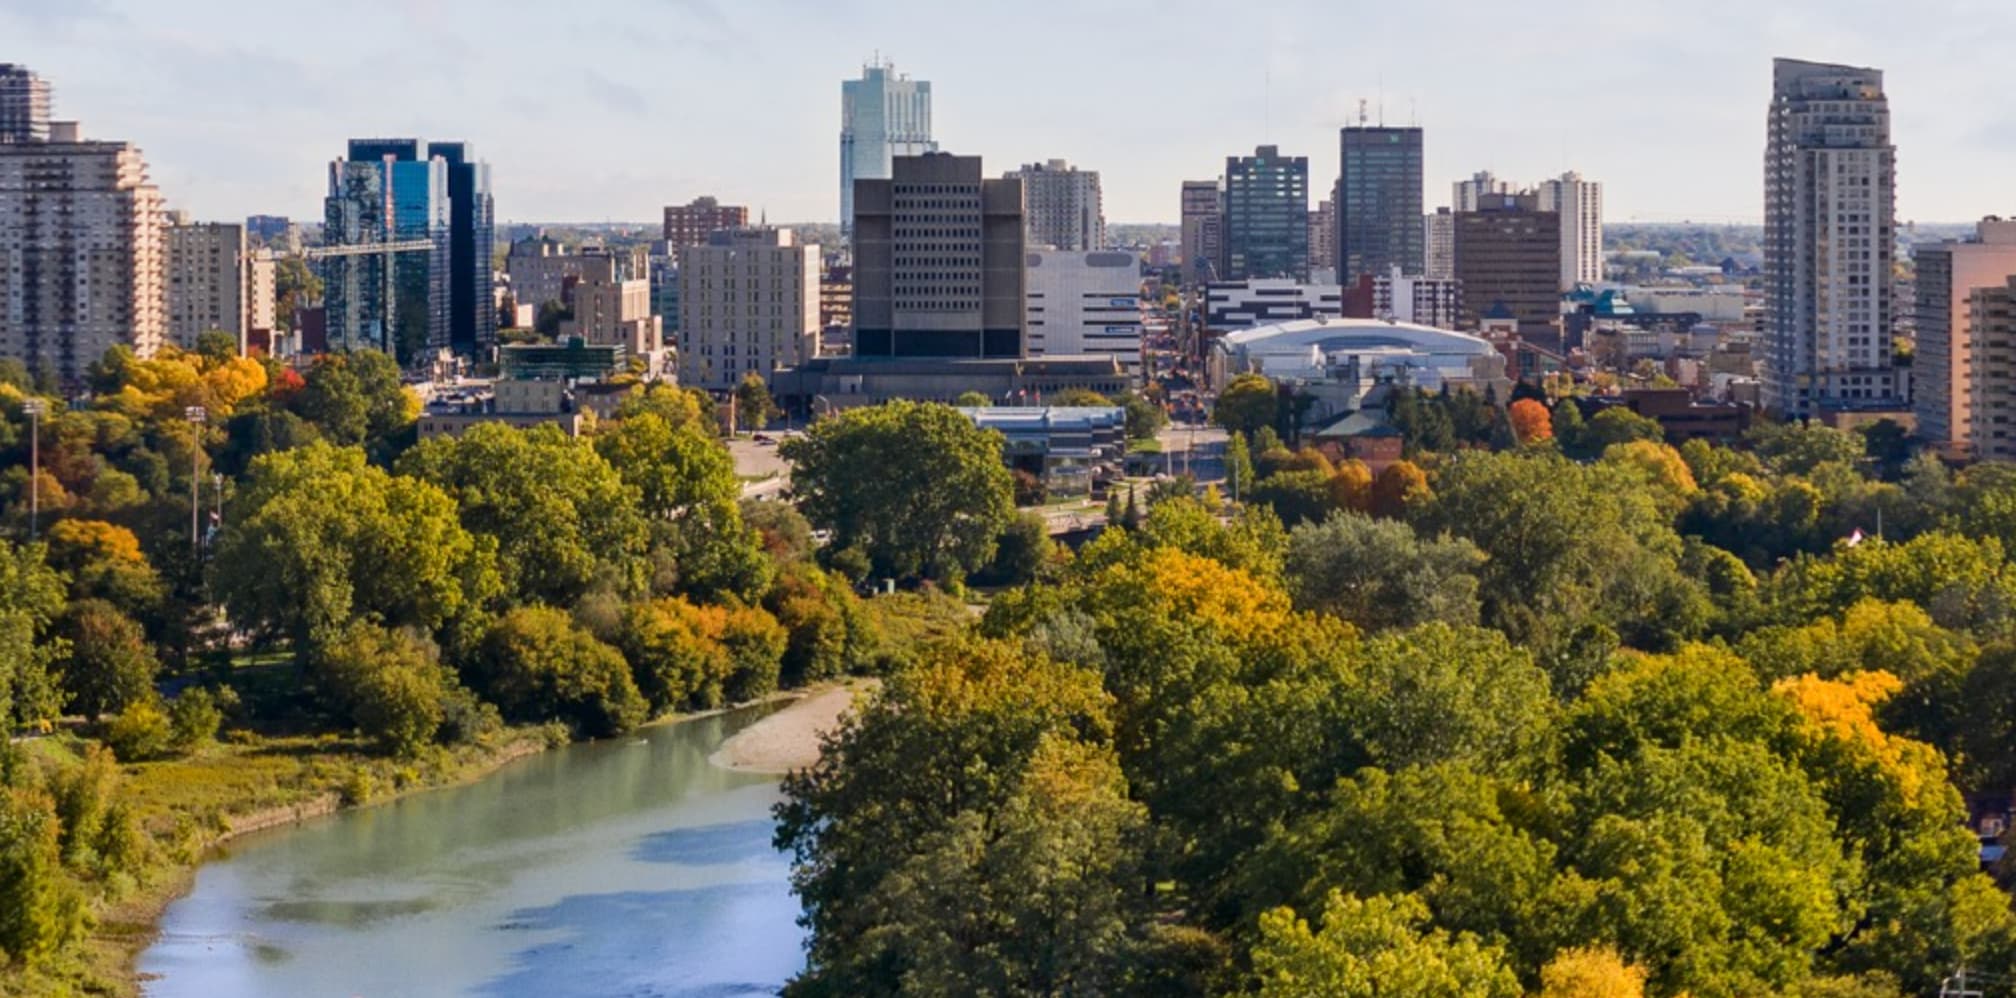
left=0, top=64, right=51, bottom=143
left=840, top=61, right=935, bottom=236
left=1008, top=160, right=1105, bottom=251
left=1762, top=58, right=1898, bottom=417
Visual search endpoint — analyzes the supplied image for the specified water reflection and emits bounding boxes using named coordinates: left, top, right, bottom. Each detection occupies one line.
left=140, top=707, right=805, bottom=998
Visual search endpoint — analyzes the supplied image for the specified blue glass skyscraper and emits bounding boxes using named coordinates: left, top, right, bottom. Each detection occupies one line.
left=322, top=138, right=476, bottom=362
left=427, top=141, right=495, bottom=352
left=840, top=61, right=935, bottom=237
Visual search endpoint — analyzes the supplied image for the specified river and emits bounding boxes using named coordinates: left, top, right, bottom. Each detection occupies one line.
left=139, top=706, right=807, bottom=997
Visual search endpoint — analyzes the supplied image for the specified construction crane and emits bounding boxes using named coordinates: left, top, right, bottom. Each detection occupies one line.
left=300, top=239, right=436, bottom=260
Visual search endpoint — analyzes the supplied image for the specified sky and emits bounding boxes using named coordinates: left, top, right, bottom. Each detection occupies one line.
left=7, top=0, right=2016, bottom=227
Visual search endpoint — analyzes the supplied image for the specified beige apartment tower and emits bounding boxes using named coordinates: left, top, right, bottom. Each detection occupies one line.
left=166, top=214, right=248, bottom=349
left=679, top=227, right=820, bottom=392
left=0, top=119, right=165, bottom=381
left=1970, top=278, right=2016, bottom=461
left=1914, top=219, right=2016, bottom=457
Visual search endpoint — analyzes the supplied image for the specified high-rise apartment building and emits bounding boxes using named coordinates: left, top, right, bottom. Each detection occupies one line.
left=1308, top=198, right=1336, bottom=282
left=1337, top=127, right=1423, bottom=282
left=840, top=60, right=935, bottom=236
left=165, top=214, right=247, bottom=348
left=1223, top=145, right=1309, bottom=281
left=1913, top=220, right=2016, bottom=456
left=0, top=118, right=165, bottom=381
left=1535, top=171, right=1604, bottom=289
left=1374, top=267, right=1462, bottom=330
left=427, top=141, right=495, bottom=351
left=1008, top=160, right=1105, bottom=251
left=1025, top=249, right=1142, bottom=377
left=1180, top=180, right=1223, bottom=285
left=0, top=64, right=50, bottom=144
left=1763, top=58, right=1898, bottom=417
left=679, top=227, right=820, bottom=390
left=1425, top=208, right=1456, bottom=280
left=1452, top=170, right=1514, bottom=213
left=247, top=249, right=276, bottom=342
left=1453, top=193, right=1561, bottom=343
left=662, top=196, right=750, bottom=258
left=1970, top=278, right=2016, bottom=461
left=851, top=152, right=1024, bottom=359
left=322, top=139, right=450, bottom=360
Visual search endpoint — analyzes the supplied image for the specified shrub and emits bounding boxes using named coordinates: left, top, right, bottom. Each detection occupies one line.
left=168, top=687, right=226, bottom=752
left=101, top=699, right=173, bottom=761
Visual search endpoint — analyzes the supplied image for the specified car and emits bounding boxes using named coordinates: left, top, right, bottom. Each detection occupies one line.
left=752, top=433, right=775, bottom=444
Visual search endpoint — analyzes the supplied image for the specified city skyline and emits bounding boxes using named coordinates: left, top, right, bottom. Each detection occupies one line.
left=8, top=0, right=2013, bottom=226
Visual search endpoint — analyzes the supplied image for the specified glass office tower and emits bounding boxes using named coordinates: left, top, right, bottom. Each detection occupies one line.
left=427, top=141, right=496, bottom=352
left=1337, top=126, right=1424, bottom=282
left=840, top=61, right=936, bottom=236
left=1223, top=145, right=1309, bottom=281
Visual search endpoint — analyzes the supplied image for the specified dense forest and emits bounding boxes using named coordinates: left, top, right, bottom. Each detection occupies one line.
left=777, top=389, right=2016, bottom=996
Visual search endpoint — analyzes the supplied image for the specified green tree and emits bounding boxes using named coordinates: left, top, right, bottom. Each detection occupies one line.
left=289, top=350, right=416, bottom=450
left=782, top=400, right=1014, bottom=581
left=1251, top=892, right=1520, bottom=998
left=0, top=785, right=88, bottom=967
left=1225, top=430, right=1255, bottom=502
left=315, top=622, right=460, bottom=756
left=466, top=606, right=646, bottom=737
left=954, top=390, right=991, bottom=408
left=1118, top=390, right=1168, bottom=441
left=1213, top=373, right=1279, bottom=437
left=212, top=442, right=500, bottom=652
left=400, top=423, right=649, bottom=606
left=1565, top=407, right=1664, bottom=459
left=1748, top=421, right=1866, bottom=476
left=0, top=540, right=66, bottom=728
left=978, top=512, right=1055, bottom=587
left=594, top=411, right=769, bottom=601
left=272, top=254, right=322, bottom=331
left=193, top=329, right=239, bottom=367
left=733, top=372, right=778, bottom=431
left=53, top=599, right=157, bottom=720
left=1283, top=512, right=1484, bottom=631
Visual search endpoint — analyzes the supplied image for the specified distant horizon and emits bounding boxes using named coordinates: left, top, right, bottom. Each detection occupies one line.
left=19, top=1, right=2011, bottom=227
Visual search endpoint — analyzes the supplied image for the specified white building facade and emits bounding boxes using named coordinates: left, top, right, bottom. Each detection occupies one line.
left=1025, top=249, right=1142, bottom=378
left=1535, top=171, right=1603, bottom=288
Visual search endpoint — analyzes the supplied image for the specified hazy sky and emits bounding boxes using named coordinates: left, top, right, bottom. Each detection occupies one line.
left=7, top=0, right=2014, bottom=226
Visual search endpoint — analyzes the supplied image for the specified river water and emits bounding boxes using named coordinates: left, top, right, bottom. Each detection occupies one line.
left=139, top=707, right=807, bottom=997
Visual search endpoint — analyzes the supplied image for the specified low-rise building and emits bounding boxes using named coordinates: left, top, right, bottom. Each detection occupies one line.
left=1204, top=279, right=1343, bottom=331
left=678, top=227, right=820, bottom=392
left=1026, top=249, right=1142, bottom=378
left=957, top=405, right=1127, bottom=495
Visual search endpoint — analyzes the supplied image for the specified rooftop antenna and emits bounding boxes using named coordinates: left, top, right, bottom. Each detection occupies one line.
left=1265, top=69, right=1272, bottom=135
left=1377, top=73, right=1385, bottom=126
left=1409, top=98, right=1419, bottom=127
left=1357, top=98, right=1368, bottom=127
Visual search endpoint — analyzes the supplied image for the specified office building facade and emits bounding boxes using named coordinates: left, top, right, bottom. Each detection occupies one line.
left=1763, top=58, right=1899, bottom=416
left=0, top=64, right=50, bottom=144
left=1223, top=145, right=1309, bottom=281
left=1452, top=193, right=1562, bottom=343
left=1914, top=220, right=2016, bottom=456
left=1535, top=171, right=1604, bottom=289
left=0, top=119, right=165, bottom=381
left=1009, top=160, right=1105, bottom=251
left=426, top=141, right=495, bottom=351
left=504, top=236, right=622, bottom=312
left=1180, top=180, right=1223, bottom=285
left=840, top=61, right=935, bottom=235
left=1025, top=249, right=1142, bottom=377
left=165, top=215, right=247, bottom=348
left=851, top=152, right=1024, bottom=359
left=322, top=139, right=450, bottom=360
left=1337, top=126, right=1423, bottom=282
left=679, top=227, right=820, bottom=391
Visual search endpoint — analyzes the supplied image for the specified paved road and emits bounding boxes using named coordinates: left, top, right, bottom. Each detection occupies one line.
left=729, top=437, right=794, bottom=500
left=1153, top=424, right=1228, bottom=483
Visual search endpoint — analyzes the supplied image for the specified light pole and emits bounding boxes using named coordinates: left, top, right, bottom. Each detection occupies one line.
left=20, top=399, right=46, bottom=539
left=184, top=406, right=207, bottom=556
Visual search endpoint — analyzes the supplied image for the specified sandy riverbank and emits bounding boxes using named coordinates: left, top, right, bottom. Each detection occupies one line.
left=710, top=682, right=869, bottom=773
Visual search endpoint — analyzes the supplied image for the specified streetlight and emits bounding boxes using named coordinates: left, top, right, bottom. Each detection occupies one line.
left=184, top=406, right=207, bottom=556
left=20, top=399, right=46, bottom=539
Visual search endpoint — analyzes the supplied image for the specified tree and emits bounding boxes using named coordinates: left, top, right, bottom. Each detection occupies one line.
left=1569, top=407, right=1665, bottom=458
left=1248, top=469, right=1338, bottom=526
left=0, top=785, right=88, bottom=967
left=1748, top=421, right=1866, bottom=476
left=596, top=411, right=769, bottom=602
left=1508, top=398, right=1553, bottom=445
left=212, top=442, right=500, bottom=652
left=616, top=596, right=734, bottom=712
left=954, top=390, right=991, bottom=408
left=733, top=372, right=778, bottom=431
left=193, top=330, right=239, bottom=367
left=1118, top=390, right=1168, bottom=441
left=1539, top=947, right=1648, bottom=998
left=1369, top=460, right=1430, bottom=519
left=781, top=400, right=1014, bottom=581
left=776, top=638, right=1129, bottom=996
left=1213, top=373, right=1279, bottom=437
left=53, top=600, right=157, bottom=720
left=465, top=606, right=646, bottom=737
left=1283, top=513, right=1484, bottom=631
left=1251, top=892, right=1520, bottom=998
left=315, top=622, right=462, bottom=756
left=0, top=540, right=66, bottom=728
left=978, top=511, right=1054, bottom=587
left=42, top=519, right=162, bottom=618
left=1050, top=386, right=1113, bottom=407
left=534, top=299, right=570, bottom=337
left=289, top=350, right=416, bottom=450
left=400, top=423, right=649, bottom=607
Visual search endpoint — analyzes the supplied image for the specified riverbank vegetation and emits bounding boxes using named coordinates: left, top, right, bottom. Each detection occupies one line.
left=0, top=345, right=993, bottom=996
left=778, top=399, right=2016, bottom=997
